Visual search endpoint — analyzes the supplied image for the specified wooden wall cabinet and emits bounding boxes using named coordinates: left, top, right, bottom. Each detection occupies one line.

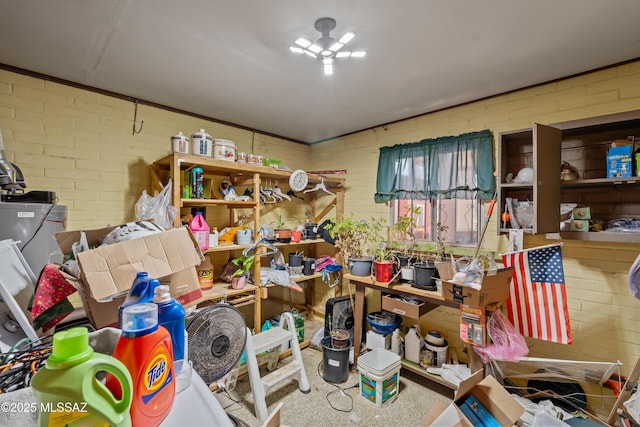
left=498, top=110, right=640, bottom=242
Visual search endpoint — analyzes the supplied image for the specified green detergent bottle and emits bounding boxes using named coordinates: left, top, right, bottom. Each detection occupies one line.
left=31, top=327, right=133, bottom=427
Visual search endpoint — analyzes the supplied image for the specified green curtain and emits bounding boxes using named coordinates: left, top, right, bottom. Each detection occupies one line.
left=375, top=129, right=495, bottom=202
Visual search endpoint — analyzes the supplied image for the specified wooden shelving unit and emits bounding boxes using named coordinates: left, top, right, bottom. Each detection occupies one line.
left=152, top=153, right=346, bottom=331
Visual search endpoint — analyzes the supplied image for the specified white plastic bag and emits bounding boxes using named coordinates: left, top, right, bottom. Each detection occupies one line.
left=134, top=179, right=177, bottom=229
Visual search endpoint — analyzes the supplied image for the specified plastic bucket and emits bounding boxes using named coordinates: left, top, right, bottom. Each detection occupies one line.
left=348, top=257, right=373, bottom=277
left=357, top=348, right=401, bottom=407
left=424, top=339, right=448, bottom=368
left=321, top=336, right=350, bottom=383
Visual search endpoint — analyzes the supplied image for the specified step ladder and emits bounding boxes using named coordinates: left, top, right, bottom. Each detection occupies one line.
left=245, top=311, right=310, bottom=422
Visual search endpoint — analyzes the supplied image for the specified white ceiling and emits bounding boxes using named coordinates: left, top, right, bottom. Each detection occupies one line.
left=1, top=1, right=639, bottom=144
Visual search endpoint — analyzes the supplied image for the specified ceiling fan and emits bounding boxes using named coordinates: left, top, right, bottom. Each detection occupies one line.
left=289, top=17, right=366, bottom=75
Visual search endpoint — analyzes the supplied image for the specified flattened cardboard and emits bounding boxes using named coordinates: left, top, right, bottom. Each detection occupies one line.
left=55, top=225, right=204, bottom=328
left=442, top=268, right=514, bottom=306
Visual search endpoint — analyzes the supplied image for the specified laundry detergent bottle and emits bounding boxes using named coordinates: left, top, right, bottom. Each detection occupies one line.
left=108, top=303, right=175, bottom=427
left=118, top=272, right=161, bottom=328
left=31, top=327, right=133, bottom=427
left=153, top=285, right=186, bottom=371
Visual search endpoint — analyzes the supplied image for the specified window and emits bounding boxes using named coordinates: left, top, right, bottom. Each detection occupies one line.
left=376, top=130, right=495, bottom=246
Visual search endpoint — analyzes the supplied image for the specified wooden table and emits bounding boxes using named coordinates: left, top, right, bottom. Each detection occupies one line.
left=345, top=273, right=485, bottom=387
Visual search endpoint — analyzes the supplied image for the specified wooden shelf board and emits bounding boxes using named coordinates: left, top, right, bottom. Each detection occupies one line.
left=400, top=359, right=457, bottom=390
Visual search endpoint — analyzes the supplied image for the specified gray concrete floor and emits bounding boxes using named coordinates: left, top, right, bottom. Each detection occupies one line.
left=215, top=324, right=454, bottom=427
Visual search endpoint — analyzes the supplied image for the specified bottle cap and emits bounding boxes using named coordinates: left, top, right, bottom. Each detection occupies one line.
left=153, top=285, right=172, bottom=303
left=121, top=303, right=158, bottom=337
left=47, top=327, right=94, bottom=369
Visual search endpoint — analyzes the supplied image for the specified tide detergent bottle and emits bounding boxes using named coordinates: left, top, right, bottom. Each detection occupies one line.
left=153, top=285, right=186, bottom=373
left=107, top=303, right=175, bottom=426
left=118, top=272, right=160, bottom=328
left=31, top=327, right=133, bottom=427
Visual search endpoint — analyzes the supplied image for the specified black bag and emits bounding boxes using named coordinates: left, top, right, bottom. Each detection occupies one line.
left=317, top=219, right=336, bottom=244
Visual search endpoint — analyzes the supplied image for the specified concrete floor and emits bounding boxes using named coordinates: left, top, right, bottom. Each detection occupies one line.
left=215, top=324, right=454, bottom=427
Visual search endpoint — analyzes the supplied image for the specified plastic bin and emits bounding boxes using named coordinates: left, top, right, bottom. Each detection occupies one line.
left=357, top=348, right=401, bottom=407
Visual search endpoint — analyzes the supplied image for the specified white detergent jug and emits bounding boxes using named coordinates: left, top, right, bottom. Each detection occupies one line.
left=404, top=326, right=423, bottom=364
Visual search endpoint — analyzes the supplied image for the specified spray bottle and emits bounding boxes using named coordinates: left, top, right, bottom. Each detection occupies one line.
left=107, top=303, right=175, bottom=426
left=31, top=327, right=133, bottom=427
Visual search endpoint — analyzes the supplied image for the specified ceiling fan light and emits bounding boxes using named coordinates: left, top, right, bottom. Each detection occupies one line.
left=351, top=51, right=367, bottom=58
left=322, top=58, right=333, bottom=65
left=335, top=51, right=351, bottom=58
left=308, top=44, right=323, bottom=54
left=289, top=46, right=304, bottom=54
left=304, top=50, right=318, bottom=59
left=294, top=37, right=312, bottom=48
left=324, top=63, right=333, bottom=75
left=329, top=42, right=344, bottom=52
left=320, top=50, right=333, bottom=57
left=338, top=32, right=355, bottom=44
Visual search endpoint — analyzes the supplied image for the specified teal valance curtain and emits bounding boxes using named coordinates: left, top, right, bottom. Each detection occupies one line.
left=375, top=129, right=495, bottom=202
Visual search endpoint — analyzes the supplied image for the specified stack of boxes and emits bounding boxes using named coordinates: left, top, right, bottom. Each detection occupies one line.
left=606, top=138, right=636, bottom=178
left=570, top=207, right=591, bottom=232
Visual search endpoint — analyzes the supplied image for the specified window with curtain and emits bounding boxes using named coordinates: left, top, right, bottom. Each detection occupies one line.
left=375, top=130, right=495, bottom=245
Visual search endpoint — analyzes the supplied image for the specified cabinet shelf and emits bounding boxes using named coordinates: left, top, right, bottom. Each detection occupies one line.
left=560, top=177, right=640, bottom=188
left=181, top=198, right=257, bottom=208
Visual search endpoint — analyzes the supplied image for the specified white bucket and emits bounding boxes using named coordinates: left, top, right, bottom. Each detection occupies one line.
left=213, top=139, right=236, bottom=162
left=357, top=348, right=401, bottom=407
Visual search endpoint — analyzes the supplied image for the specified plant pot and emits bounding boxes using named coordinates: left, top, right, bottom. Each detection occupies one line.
left=347, top=256, right=373, bottom=277
left=400, top=265, right=414, bottom=283
left=374, top=260, right=395, bottom=283
left=288, top=253, right=303, bottom=267
left=275, top=229, right=291, bottom=240
left=230, top=275, right=246, bottom=290
left=236, top=228, right=252, bottom=245
left=413, top=261, right=438, bottom=290
left=330, top=329, right=350, bottom=349
left=291, top=230, right=302, bottom=243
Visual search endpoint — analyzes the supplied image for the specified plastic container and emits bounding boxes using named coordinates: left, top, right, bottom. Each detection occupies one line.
left=189, top=212, right=210, bottom=251
left=321, top=336, right=350, bottom=383
left=403, top=326, right=423, bottom=364
left=107, top=304, right=175, bottom=426
left=191, top=129, right=213, bottom=156
left=357, top=348, right=401, bottom=407
left=191, top=167, right=204, bottom=199
left=171, top=131, right=190, bottom=154
left=209, top=227, right=218, bottom=248
left=118, top=272, right=160, bottom=328
left=196, top=257, right=214, bottom=290
left=213, top=139, right=236, bottom=161
left=153, top=285, right=186, bottom=365
left=391, top=329, right=402, bottom=356
left=32, top=327, right=132, bottom=427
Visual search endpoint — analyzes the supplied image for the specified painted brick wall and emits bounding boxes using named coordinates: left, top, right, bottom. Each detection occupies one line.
left=309, top=61, right=640, bottom=382
left=0, top=69, right=311, bottom=230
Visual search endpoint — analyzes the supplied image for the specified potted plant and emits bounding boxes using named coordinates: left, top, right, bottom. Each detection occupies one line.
left=326, top=214, right=383, bottom=277
left=290, top=218, right=304, bottom=243
left=272, top=213, right=291, bottom=241
left=236, top=224, right=253, bottom=245
left=373, top=243, right=398, bottom=283
left=391, top=205, right=422, bottom=282
left=228, top=254, right=255, bottom=289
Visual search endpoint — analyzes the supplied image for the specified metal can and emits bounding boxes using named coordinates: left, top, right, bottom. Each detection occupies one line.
left=191, top=167, right=204, bottom=199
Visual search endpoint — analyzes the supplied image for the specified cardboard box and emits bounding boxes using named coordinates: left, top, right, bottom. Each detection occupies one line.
left=382, top=294, right=429, bottom=319
left=425, top=371, right=524, bottom=427
left=56, top=226, right=204, bottom=328
left=607, top=145, right=633, bottom=178
left=569, top=219, right=589, bottom=232
left=442, top=268, right=514, bottom=307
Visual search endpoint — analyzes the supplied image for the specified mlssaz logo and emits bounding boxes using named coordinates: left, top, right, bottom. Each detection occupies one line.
left=145, top=355, right=169, bottom=391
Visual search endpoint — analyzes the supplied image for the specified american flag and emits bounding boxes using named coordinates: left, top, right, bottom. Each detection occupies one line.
left=502, top=244, right=572, bottom=344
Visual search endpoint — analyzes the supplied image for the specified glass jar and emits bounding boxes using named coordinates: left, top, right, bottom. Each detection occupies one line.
left=236, top=151, right=247, bottom=163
